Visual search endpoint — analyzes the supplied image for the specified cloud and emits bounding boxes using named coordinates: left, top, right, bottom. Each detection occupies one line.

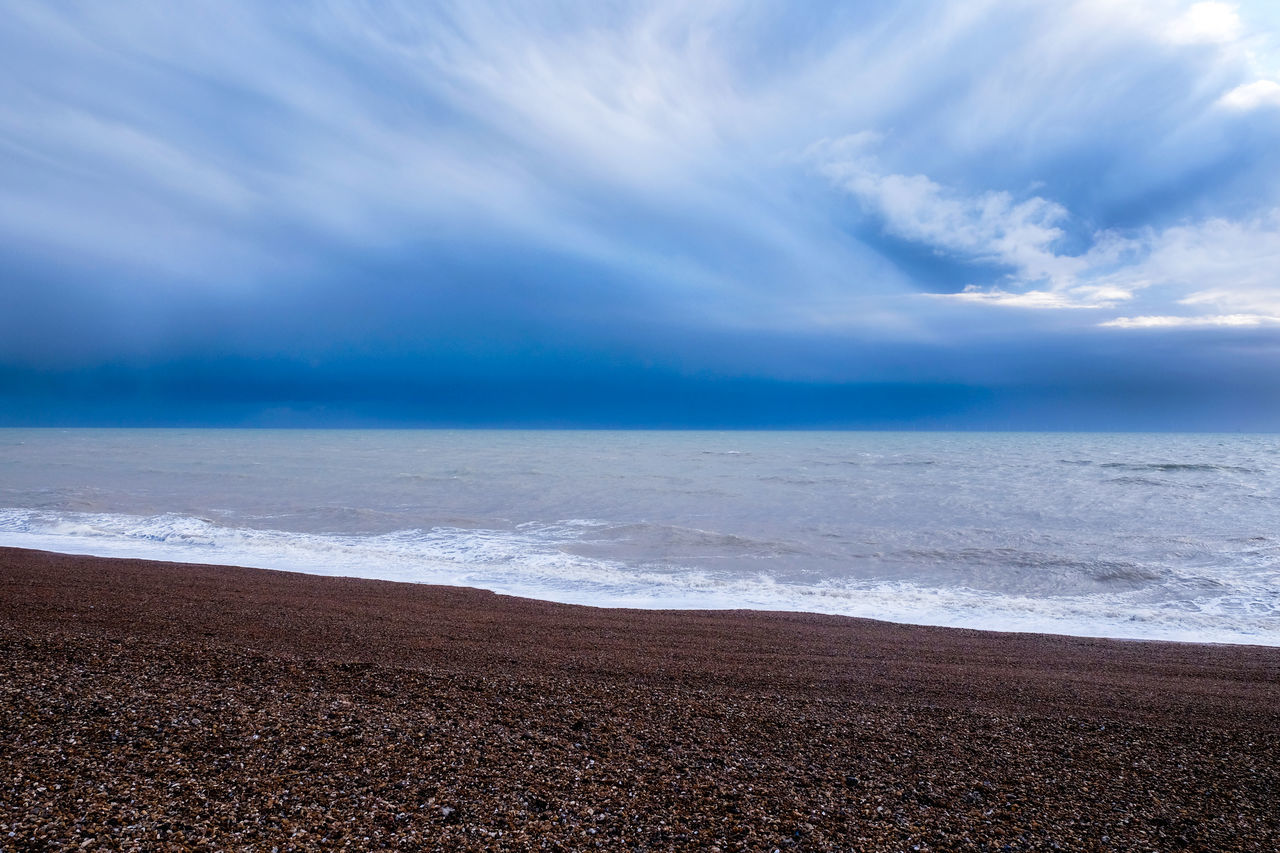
left=1125, top=213, right=1280, bottom=312
left=1100, top=314, right=1280, bottom=328
left=811, top=126, right=1280, bottom=326
left=0, top=1, right=920, bottom=331
left=1164, top=2, right=1244, bottom=44
left=811, top=136, right=1071, bottom=283
left=2, top=0, right=1280, bottom=428
left=945, top=285, right=1133, bottom=310
left=1219, top=79, right=1280, bottom=109
left=809, top=137, right=1146, bottom=308
left=940, top=210, right=1280, bottom=324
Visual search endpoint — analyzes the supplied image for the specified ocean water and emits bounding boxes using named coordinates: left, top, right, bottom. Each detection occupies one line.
left=1, top=429, right=1277, bottom=645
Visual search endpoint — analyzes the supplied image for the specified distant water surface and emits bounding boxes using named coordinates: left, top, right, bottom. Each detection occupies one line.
left=1, top=429, right=1277, bottom=645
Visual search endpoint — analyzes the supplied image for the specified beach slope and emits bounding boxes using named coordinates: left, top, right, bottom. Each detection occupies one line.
left=2, top=546, right=1277, bottom=850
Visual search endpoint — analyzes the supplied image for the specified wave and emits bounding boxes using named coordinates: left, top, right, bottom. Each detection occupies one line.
left=538, top=520, right=809, bottom=556
left=1, top=508, right=1277, bottom=646
left=1099, top=462, right=1256, bottom=473
left=888, top=546, right=1178, bottom=592
left=1105, top=475, right=1175, bottom=487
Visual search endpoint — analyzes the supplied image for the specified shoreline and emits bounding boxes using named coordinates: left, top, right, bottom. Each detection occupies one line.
left=3, top=533, right=1271, bottom=648
left=4, top=546, right=1279, bottom=850
left=7, top=544, right=1280, bottom=651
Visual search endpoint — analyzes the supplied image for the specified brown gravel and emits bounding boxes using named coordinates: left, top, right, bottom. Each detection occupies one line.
left=1, top=546, right=1278, bottom=852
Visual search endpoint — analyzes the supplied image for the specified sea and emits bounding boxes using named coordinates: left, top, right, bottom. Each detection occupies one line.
left=1, top=429, right=1277, bottom=646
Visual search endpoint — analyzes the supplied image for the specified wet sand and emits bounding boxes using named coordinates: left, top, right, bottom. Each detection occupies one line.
left=2, top=545, right=1278, bottom=851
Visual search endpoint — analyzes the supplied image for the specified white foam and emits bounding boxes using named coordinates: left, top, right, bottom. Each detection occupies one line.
left=2, top=508, right=1277, bottom=646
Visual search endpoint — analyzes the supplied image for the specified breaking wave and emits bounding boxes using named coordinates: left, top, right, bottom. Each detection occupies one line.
left=2, top=507, right=1277, bottom=646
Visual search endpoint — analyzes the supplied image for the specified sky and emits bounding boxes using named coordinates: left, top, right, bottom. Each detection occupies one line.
left=2, top=0, right=1280, bottom=428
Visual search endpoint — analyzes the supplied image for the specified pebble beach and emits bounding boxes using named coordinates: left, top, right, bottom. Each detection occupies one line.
left=2, top=545, right=1278, bottom=851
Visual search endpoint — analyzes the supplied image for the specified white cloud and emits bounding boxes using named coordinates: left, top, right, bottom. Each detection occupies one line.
left=1100, top=314, right=1280, bottom=328
left=1134, top=214, right=1280, bottom=310
left=1164, top=2, right=1243, bottom=45
left=1218, top=79, right=1280, bottom=109
left=1153, top=2, right=1280, bottom=117
left=811, top=136, right=1159, bottom=309
left=944, top=287, right=1117, bottom=309
left=813, top=132, right=1280, bottom=325
left=811, top=136, right=1076, bottom=287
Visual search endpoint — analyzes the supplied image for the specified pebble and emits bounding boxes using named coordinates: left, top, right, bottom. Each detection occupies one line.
left=1, top=546, right=1278, bottom=851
